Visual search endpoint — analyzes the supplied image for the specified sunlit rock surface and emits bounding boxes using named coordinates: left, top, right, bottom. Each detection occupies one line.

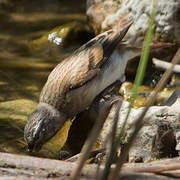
left=28, top=21, right=93, bottom=54
left=99, top=96, right=180, bottom=162
left=120, top=78, right=180, bottom=107
left=87, top=0, right=180, bottom=44
left=0, top=99, right=71, bottom=158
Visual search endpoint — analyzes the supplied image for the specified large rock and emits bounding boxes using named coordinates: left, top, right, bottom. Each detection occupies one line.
left=0, top=99, right=71, bottom=158
left=87, top=0, right=180, bottom=44
left=99, top=96, right=180, bottom=162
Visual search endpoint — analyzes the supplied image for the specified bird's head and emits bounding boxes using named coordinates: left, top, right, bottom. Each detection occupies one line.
left=24, top=103, right=67, bottom=152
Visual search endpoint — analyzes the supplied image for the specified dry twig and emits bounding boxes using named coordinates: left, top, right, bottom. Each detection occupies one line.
left=153, top=58, right=180, bottom=73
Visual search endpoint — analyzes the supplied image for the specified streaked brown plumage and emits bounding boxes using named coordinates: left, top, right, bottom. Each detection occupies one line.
left=24, top=19, right=133, bottom=152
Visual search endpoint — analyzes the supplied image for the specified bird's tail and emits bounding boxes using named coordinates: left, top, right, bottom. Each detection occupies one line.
left=76, top=18, right=133, bottom=67
left=100, top=18, right=134, bottom=66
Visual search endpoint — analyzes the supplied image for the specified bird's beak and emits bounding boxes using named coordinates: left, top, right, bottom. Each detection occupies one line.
left=27, top=143, right=42, bottom=152
left=27, top=143, right=34, bottom=153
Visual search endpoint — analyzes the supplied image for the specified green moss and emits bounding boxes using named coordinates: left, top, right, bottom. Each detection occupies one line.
left=0, top=99, right=70, bottom=159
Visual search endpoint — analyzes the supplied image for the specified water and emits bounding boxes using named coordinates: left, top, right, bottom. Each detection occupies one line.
left=0, top=0, right=87, bottom=158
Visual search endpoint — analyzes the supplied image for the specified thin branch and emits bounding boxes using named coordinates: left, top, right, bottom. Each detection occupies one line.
left=130, top=163, right=180, bottom=173
left=153, top=58, right=180, bottom=73
left=65, top=148, right=106, bottom=162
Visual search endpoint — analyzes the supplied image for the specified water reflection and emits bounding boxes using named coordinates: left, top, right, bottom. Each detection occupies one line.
left=0, top=0, right=86, bottom=158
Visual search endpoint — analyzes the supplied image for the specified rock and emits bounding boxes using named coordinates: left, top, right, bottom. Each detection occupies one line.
left=120, top=80, right=180, bottom=108
left=119, top=82, right=153, bottom=108
left=66, top=86, right=180, bottom=159
left=0, top=99, right=71, bottom=158
left=67, top=88, right=179, bottom=162
left=87, top=1, right=180, bottom=81
left=28, top=21, right=93, bottom=54
left=0, top=99, right=37, bottom=154
left=87, top=0, right=180, bottom=45
left=99, top=95, right=180, bottom=162
left=175, top=131, right=180, bottom=155
left=87, top=0, right=119, bottom=34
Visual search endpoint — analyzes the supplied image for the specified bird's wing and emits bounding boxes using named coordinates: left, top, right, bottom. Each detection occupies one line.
left=68, top=43, right=103, bottom=90
left=66, top=19, right=133, bottom=90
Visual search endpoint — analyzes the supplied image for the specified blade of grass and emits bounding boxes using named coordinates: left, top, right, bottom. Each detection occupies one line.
left=120, top=0, right=157, bottom=141
left=100, top=1, right=157, bottom=179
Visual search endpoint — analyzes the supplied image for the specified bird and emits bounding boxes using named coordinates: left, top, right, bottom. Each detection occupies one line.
left=24, top=19, right=133, bottom=152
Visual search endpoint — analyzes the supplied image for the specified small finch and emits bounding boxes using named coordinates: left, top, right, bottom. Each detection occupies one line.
left=24, top=19, right=133, bottom=152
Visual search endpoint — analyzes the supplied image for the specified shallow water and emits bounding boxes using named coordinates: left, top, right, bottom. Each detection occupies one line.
left=0, top=0, right=87, bottom=101
left=0, top=0, right=87, bottom=158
